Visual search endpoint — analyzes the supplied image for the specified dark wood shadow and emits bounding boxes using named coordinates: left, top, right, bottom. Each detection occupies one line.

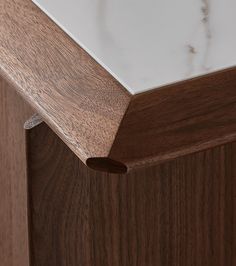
left=26, top=121, right=236, bottom=266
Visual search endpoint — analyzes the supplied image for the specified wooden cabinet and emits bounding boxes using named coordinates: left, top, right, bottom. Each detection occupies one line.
left=1, top=0, right=236, bottom=265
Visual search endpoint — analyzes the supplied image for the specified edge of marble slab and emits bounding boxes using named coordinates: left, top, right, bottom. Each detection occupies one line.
left=32, top=0, right=236, bottom=95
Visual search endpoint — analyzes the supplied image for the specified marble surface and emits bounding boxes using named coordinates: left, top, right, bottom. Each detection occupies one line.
left=33, top=0, right=236, bottom=94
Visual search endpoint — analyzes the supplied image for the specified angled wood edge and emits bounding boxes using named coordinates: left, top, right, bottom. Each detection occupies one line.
left=109, top=67, right=236, bottom=171
left=24, top=114, right=43, bottom=130
left=0, top=0, right=131, bottom=167
left=77, top=67, right=236, bottom=173
left=2, top=0, right=236, bottom=173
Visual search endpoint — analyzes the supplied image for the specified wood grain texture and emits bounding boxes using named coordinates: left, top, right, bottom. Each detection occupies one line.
left=0, top=0, right=131, bottom=166
left=2, top=0, right=236, bottom=172
left=24, top=114, right=43, bottom=130
left=110, top=67, right=236, bottom=170
left=27, top=122, right=236, bottom=266
left=0, top=77, right=34, bottom=266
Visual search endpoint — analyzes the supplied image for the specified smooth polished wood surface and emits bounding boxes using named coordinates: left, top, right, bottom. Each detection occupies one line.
left=0, top=0, right=131, bottom=168
left=1, top=2, right=236, bottom=266
left=27, top=122, right=236, bottom=266
left=0, top=77, right=33, bottom=266
left=110, top=67, right=236, bottom=170
left=2, top=0, right=236, bottom=172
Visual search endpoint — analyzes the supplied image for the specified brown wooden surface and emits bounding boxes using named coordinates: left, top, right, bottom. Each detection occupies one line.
left=0, top=0, right=131, bottom=166
left=0, top=77, right=33, bottom=266
left=27, top=122, right=236, bottom=266
left=110, top=67, right=236, bottom=170
left=2, top=0, right=236, bottom=172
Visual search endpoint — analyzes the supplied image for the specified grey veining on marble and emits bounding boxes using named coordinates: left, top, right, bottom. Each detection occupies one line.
left=33, top=0, right=236, bottom=94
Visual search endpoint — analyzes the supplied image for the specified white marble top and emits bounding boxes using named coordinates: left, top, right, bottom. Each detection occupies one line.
left=33, top=0, right=236, bottom=94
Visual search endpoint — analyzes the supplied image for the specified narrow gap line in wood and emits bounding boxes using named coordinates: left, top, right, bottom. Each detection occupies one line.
left=86, top=157, right=128, bottom=174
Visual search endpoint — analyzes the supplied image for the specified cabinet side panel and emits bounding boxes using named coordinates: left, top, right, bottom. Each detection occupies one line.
left=28, top=123, right=236, bottom=266
left=0, top=77, right=33, bottom=266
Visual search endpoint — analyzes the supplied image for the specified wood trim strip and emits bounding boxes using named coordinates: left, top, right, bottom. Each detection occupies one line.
left=2, top=0, right=236, bottom=172
left=24, top=114, right=43, bottom=130
left=0, top=0, right=131, bottom=166
left=110, top=67, right=236, bottom=170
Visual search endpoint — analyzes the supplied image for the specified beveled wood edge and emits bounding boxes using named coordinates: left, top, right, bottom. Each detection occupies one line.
left=109, top=66, right=236, bottom=171
left=2, top=0, right=236, bottom=173
left=24, top=114, right=43, bottom=130
left=0, top=0, right=131, bottom=171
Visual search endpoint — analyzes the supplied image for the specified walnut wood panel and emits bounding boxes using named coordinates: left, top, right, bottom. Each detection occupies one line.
left=0, top=0, right=131, bottom=166
left=27, top=122, right=236, bottom=266
left=0, top=77, right=34, bottom=266
left=2, top=0, right=236, bottom=173
left=110, top=67, right=236, bottom=170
